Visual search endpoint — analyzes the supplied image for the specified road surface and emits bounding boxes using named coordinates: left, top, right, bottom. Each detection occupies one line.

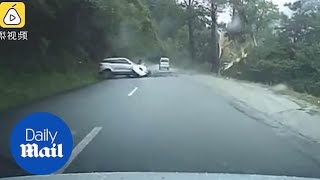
left=1, top=69, right=320, bottom=178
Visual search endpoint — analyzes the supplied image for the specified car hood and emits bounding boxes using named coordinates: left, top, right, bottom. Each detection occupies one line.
left=2, top=172, right=319, bottom=180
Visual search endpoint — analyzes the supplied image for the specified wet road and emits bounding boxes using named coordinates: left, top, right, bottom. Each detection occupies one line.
left=1, top=70, right=320, bottom=178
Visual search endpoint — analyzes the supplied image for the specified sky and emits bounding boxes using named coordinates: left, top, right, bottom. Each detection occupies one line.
left=216, top=0, right=298, bottom=23
left=272, top=0, right=297, bottom=13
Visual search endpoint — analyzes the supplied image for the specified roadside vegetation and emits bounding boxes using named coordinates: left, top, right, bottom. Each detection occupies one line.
left=151, top=0, right=320, bottom=103
left=150, top=0, right=320, bottom=102
left=222, top=0, right=320, bottom=97
left=0, top=0, right=161, bottom=111
left=0, top=69, right=98, bottom=111
left=1, top=0, right=319, bottom=110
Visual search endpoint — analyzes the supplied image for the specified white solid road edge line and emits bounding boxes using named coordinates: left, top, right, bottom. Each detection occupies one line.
left=128, top=87, right=138, bottom=97
left=56, top=126, right=103, bottom=174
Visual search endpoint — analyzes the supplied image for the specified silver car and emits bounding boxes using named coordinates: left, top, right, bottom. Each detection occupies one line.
left=159, top=57, right=170, bottom=71
left=99, top=57, right=150, bottom=78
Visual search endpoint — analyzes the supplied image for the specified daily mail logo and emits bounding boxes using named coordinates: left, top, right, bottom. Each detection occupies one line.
left=10, top=112, right=73, bottom=175
left=20, top=128, right=63, bottom=158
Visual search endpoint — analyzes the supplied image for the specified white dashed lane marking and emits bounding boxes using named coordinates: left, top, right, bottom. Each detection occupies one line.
left=56, top=126, right=103, bottom=174
left=128, top=87, right=138, bottom=97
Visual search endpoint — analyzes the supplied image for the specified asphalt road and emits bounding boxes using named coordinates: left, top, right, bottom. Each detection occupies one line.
left=1, top=70, right=320, bottom=178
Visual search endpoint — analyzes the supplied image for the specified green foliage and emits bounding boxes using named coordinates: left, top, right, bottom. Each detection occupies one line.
left=0, top=0, right=165, bottom=109
left=0, top=70, right=99, bottom=111
left=2, top=0, right=320, bottom=109
left=146, top=0, right=186, bottom=39
left=0, top=0, right=162, bottom=72
left=225, top=3, right=320, bottom=96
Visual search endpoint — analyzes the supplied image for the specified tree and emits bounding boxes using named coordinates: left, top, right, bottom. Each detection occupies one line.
left=0, top=0, right=163, bottom=72
left=226, top=0, right=279, bottom=46
left=205, top=0, right=226, bottom=73
left=181, top=0, right=200, bottom=62
left=221, top=0, right=320, bottom=96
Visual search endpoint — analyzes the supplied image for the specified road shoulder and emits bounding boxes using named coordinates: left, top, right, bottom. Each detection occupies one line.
left=188, top=74, right=320, bottom=144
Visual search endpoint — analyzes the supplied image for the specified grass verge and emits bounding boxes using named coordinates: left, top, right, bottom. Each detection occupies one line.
left=0, top=70, right=100, bottom=112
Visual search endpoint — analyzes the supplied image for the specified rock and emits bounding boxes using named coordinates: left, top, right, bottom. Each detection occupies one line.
left=272, top=84, right=288, bottom=92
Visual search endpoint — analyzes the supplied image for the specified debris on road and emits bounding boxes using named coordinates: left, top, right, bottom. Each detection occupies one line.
left=133, top=64, right=149, bottom=77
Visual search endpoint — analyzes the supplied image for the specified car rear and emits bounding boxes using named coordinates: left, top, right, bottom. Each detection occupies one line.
left=159, top=58, right=170, bottom=70
left=99, top=59, right=112, bottom=73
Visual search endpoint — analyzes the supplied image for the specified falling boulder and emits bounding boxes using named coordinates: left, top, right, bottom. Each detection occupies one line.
left=133, top=64, right=149, bottom=77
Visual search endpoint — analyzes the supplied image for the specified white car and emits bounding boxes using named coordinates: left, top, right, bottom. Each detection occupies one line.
left=159, top=57, right=170, bottom=71
left=99, top=57, right=150, bottom=79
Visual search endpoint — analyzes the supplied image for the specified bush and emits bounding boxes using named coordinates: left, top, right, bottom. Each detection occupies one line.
left=223, top=35, right=320, bottom=97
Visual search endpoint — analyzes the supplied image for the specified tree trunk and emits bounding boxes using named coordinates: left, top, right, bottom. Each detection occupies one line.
left=188, top=18, right=195, bottom=62
left=210, top=0, right=219, bottom=73
left=232, top=5, right=236, bottom=16
left=251, top=33, right=258, bottom=47
left=187, top=0, right=195, bottom=62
